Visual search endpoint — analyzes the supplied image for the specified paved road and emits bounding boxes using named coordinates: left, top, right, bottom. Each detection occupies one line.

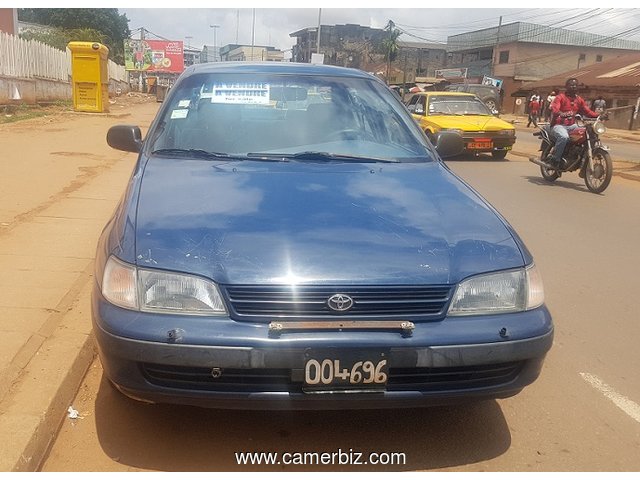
left=512, top=125, right=640, bottom=164
left=39, top=133, right=640, bottom=470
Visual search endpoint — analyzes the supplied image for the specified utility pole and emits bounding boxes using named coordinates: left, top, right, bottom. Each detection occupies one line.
left=236, top=9, right=239, bottom=44
left=316, top=8, right=322, bottom=54
left=139, top=27, right=145, bottom=92
left=402, top=50, right=408, bottom=99
left=251, top=8, right=256, bottom=61
left=210, top=25, right=219, bottom=62
left=385, top=20, right=395, bottom=86
left=491, top=16, right=503, bottom=77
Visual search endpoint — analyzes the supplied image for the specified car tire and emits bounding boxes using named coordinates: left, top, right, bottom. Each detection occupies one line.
left=492, top=150, right=508, bottom=160
left=484, top=98, right=497, bottom=111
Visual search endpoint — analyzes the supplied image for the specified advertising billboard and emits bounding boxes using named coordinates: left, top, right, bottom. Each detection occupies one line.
left=124, top=39, right=184, bottom=73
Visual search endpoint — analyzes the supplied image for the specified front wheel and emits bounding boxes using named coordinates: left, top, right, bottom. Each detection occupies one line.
left=584, top=150, right=612, bottom=193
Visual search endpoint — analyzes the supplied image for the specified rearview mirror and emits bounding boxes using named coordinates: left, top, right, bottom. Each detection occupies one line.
left=435, top=131, right=464, bottom=158
left=107, top=125, right=143, bottom=153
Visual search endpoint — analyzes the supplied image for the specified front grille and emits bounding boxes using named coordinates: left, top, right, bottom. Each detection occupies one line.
left=223, top=285, right=453, bottom=320
left=142, top=364, right=293, bottom=392
left=140, top=361, right=523, bottom=393
left=386, top=362, right=522, bottom=391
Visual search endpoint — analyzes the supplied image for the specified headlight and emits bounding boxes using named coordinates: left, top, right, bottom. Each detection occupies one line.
left=102, top=256, right=227, bottom=315
left=593, top=121, right=606, bottom=135
left=497, top=129, right=515, bottom=136
left=448, top=264, right=544, bottom=316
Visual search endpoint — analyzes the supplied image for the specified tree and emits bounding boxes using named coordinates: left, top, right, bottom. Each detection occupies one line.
left=381, top=21, right=402, bottom=85
left=20, top=27, right=107, bottom=53
left=18, top=8, right=130, bottom=64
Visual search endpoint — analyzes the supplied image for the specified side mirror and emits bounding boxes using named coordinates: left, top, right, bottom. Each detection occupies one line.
left=435, top=131, right=465, bottom=158
left=492, top=109, right=500, bottom=116
left=107, top=125, right=143, bottom=153
left=407, top=104, right=416, bottom=113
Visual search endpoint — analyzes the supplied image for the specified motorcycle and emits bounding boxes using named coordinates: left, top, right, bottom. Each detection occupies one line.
left=528, top=114, right=612, bottom=194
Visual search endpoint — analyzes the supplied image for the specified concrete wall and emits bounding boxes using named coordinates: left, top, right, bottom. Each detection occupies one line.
left=1, top=75, right=130, bottom=104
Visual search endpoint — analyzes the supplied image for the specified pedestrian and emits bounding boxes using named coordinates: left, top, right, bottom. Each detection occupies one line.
left=527, top=94, right=541, bottom=127
left=592, top=95, right=607, bottom=115
left=545, top=90, right=556, bottom=122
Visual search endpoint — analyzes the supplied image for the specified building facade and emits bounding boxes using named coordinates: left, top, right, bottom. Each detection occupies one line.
left=290, top=24, right=386, bottom=67
left=290, top=24, right=446, bottom=83
left=446, top=22, right=640, bottom=112
left=183, top=46, right=201, bottom=68
left=220, top=44, right=284, bottom=62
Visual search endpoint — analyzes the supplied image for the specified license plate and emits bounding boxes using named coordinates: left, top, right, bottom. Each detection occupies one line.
left=468, top=142, right=492, bottom=149
left=303, top=349, right=389, bottom=391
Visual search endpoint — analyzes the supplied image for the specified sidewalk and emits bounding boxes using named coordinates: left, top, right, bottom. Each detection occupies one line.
left=502, top=113, right=640, bottom=183
left=0, top=95, right=159, bottom=471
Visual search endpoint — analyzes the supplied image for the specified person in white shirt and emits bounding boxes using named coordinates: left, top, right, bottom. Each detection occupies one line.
left=544, top=91, right=556, bottom=122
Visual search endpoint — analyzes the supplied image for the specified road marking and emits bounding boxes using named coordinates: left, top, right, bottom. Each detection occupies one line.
left=580, top=372, right=640, bottom=424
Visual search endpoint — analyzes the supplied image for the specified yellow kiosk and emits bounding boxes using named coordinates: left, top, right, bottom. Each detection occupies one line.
left=67, top=42, right=110, bottom=113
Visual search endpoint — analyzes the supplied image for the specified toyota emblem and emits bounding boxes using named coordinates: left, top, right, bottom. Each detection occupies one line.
left=327, top=294, right=354, bottom=312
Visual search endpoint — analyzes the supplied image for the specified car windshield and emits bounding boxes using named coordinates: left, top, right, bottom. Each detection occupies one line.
left=428, top=96, right=492, bottom=116
left=149, top=72, right=433, bottom=162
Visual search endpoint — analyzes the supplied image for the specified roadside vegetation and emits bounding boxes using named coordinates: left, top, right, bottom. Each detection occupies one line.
left=0, top=100, right=73, bottom=124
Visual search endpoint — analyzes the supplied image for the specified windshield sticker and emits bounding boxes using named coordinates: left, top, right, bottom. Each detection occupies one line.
left=170, top=109, right=189, bottom=119
left=210, top=82, right=270, bottom=104
left=177, top=99, right=190, bottom=108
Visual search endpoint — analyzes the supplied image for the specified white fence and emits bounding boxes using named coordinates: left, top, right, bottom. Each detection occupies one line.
left=0, top=31, right=127, bottom=83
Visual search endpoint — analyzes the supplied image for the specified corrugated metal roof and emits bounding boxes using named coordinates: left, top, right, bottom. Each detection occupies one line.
left=521, top=52, right=640, bottom=89
left=447, top=22, right=640, bottom=52
left=398, top=40, right=447, bottom=50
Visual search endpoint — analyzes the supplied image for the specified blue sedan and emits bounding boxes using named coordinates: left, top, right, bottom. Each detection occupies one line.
left=94, top=62, right=553, bottom=409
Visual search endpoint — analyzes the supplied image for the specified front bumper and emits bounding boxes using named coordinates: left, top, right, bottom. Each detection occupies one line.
left=93, top=288, right=553, bottom=410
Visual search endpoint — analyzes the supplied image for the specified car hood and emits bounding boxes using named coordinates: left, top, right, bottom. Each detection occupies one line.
left=134, top=158, right=524, bottom=285
left=425, top=115, right=514, bottom=132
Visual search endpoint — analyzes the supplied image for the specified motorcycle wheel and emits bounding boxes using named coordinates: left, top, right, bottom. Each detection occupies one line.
left=584, top=150, right=612, bottom=194
left=539, top=146, right=560, bottom=182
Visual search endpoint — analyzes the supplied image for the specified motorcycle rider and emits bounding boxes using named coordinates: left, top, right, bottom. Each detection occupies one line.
left=549, top=78, right=600, bottom=168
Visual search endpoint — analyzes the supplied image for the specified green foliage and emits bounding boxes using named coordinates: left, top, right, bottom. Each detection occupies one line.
left=381, top=21, right=402, bottom=63
left=20, top=27, right=107, bottom=52
left=18, top=8, right=130, bottom=64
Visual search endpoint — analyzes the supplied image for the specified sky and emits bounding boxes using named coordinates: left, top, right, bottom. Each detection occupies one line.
left=116, top=6, right=640, bottom=55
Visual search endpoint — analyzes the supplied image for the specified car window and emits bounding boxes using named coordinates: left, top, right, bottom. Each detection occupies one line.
left=150, top=73, right=433, bottom=162
left=427, top=95, right=492, bottom=115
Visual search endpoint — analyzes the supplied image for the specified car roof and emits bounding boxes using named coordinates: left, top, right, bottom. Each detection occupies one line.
left=414, top=92, right=478, bottom=98
left=181, top=61, right=379, bottom=80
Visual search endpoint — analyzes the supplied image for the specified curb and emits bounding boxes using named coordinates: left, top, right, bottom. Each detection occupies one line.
left=0, top=267, right=97, bottom=471
left=17, top=335, right=96, bottom=471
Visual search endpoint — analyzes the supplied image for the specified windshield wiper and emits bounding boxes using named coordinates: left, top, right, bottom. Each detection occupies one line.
left=246, top=151, right=399, bottom=163
left=151, top=148, right=246, bottom=160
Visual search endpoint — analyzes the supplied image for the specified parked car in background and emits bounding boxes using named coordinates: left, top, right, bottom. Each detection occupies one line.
left=96, top=62, right=551, bottom=410
left=407, top=91, right=516, bottom=159
left=445, top=83, right=502, bottom=112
